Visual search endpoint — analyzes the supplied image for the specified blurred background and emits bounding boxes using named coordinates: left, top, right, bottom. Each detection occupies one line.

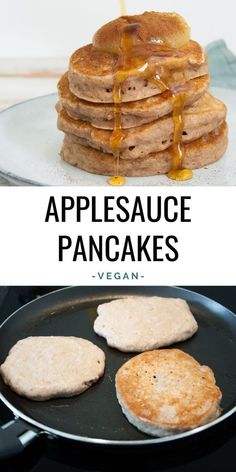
left=1, top=0, right=235, bottom=57
left=0, top=0, right=235, bottom=109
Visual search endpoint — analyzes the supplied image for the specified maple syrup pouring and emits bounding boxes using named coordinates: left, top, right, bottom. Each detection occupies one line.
left=167, top=92, right=193, bottom=181
left=120, top=0, right=127, bottom=16
left=108, top=20, right=193, bottom=186
left=108, top=24, right=138, bottom=187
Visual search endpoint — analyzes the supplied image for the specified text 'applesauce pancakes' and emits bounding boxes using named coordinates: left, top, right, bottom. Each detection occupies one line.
left=57, top=12, right=228, bottom=185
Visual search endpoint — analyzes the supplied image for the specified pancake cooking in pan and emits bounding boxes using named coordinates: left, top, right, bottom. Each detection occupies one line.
left=0, top=286, right=236, bottom=444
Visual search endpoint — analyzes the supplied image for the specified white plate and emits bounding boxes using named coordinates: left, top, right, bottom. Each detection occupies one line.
left=0, top=88, right=235, bottom=186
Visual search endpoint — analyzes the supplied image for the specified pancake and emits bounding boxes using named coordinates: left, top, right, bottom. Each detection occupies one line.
left=0, top=336, right=105, bottom=401
left=57, top=93, right=226, bottom=159
left=115, top=349, right=222, bottom=436
left=94, top=297, right=198, bottom=352
left=58, top=73, right=210, bottom=130
left=93, top=12, right=191, bottom=53
left=57, top=11, right=228, bottom=180
left=60, top=122, right=228, bottom=176
left=69, top=40, right=208, bottom=103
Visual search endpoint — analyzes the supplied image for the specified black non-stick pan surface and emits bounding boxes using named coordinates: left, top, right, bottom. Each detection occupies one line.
left=0, top=286, right=236, bottom=446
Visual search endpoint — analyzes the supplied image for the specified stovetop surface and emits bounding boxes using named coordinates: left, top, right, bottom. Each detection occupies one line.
left=0, top=286, right=235, bottom=471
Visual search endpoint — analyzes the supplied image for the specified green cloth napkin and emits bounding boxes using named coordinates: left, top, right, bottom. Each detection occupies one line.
left=206, top=39, right=236, bottom=89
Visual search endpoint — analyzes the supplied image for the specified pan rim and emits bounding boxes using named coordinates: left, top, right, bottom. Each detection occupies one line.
left=0, top=285, right=236, bottom=446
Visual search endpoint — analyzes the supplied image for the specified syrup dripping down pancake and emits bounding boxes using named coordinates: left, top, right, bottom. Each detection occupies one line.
left=58, top=74, right=209, bottom=130
left=57, top=93, right=226, bottom=159
left=60, top=122, right=228, bottom=177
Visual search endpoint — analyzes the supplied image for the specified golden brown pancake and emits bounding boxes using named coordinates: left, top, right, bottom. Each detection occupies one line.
left=60, top=122, right=228, bottom=177
left=58, top=73, right=210, bottom=129
left=57, top=93, right=226, bottom=159
left=68, top=40, right=208, bottom=103
left=116, top=349, right=222, bottom=436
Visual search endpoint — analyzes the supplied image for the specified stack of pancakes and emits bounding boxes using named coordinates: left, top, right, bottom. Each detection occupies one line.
left=57, top=12, right=228, bottom=178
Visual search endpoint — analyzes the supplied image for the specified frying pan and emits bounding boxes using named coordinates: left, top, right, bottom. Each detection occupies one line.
left=0, top=286, right=236, bottom=461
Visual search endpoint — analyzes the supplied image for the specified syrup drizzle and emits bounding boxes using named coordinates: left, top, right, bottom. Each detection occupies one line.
left=120, top=0, right=127, bottom=16
left=108, top=23, right=136, bottom=186
left=108, top=14, right=192, bottom=185
left=107, top=48, right=126, bottom=186
left=168, top=92, right=193, bottom=181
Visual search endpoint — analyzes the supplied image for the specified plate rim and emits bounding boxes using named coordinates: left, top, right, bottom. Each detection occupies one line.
left=0, top=93, right=57, bottom=186
left=0, top=90, right=234, bottom=186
